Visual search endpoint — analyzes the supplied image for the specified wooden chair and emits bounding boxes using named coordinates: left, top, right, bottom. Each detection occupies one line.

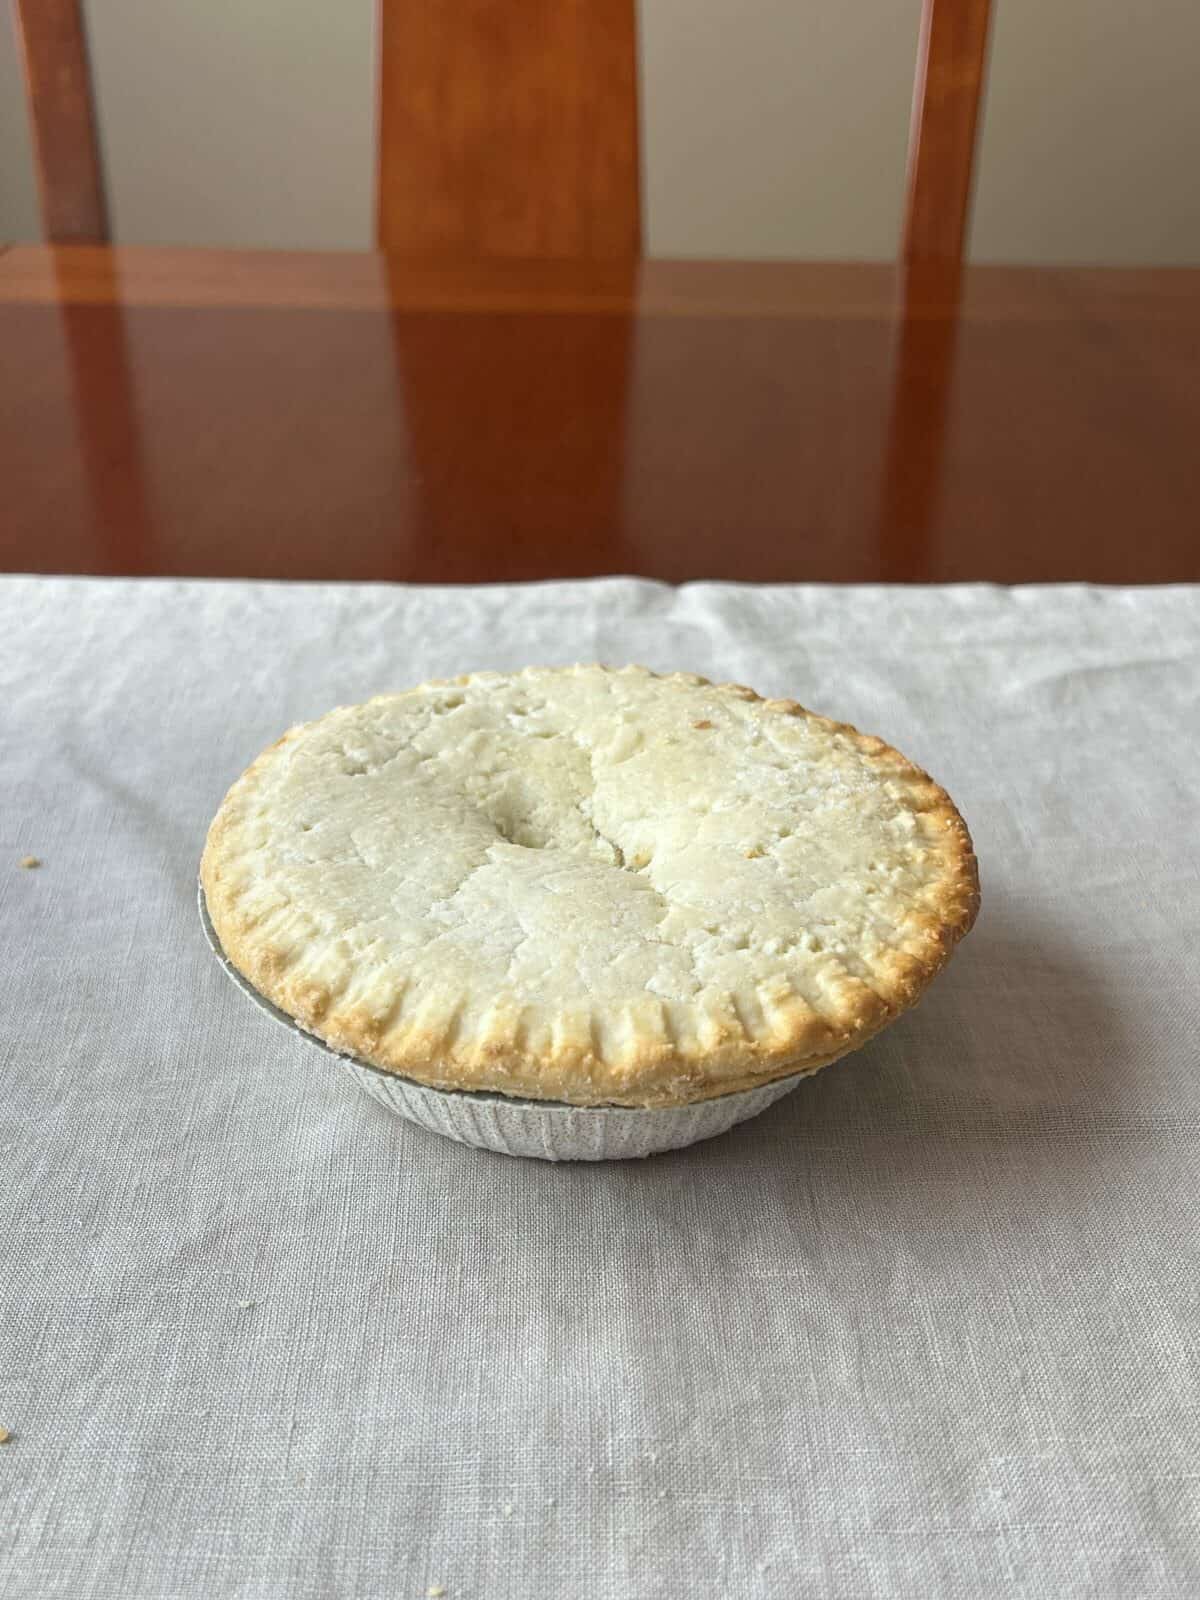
left=12, top=0, right=991, bottom=586
left=15, top=0, right=991, bottom=264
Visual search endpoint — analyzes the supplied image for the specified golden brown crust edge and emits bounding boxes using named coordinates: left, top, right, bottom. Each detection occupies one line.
left=201, top=668, right=979, bottom=1108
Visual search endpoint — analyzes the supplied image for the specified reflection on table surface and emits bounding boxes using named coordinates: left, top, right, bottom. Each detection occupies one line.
left=2, top=247, right=1198, bottom=585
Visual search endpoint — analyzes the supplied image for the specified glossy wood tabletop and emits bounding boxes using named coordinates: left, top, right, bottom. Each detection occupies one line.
left=2, top=245, right=1198, bottom=584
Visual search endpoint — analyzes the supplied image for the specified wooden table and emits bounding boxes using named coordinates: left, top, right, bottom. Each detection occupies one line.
left=2, top=245, right=1198, bottom=584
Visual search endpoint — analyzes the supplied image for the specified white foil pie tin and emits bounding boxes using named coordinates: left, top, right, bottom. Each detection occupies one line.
left=199, top=882, right=815, bottom=1161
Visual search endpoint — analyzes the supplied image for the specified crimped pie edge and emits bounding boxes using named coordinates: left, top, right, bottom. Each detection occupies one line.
left=201, top=665, right=979, bottom=1107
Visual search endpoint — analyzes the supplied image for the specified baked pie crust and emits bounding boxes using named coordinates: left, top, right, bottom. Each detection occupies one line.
left=201, top=666, right=978, bottom=1107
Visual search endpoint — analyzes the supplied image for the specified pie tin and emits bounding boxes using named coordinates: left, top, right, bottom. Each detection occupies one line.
left=198, top=881, right=815, bottom=1161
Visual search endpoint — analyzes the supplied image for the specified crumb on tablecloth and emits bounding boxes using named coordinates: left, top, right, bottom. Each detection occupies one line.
left=19, top=856, right=41, bottom=869
left=0, top=1427, right=13, bottom=1444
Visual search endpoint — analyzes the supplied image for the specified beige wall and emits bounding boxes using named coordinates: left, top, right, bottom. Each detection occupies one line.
left=2, top=1, right=1199, bottom=263
left=0, top=1, right=375, bottom=251
left=0, top=12, right=40, bottom=240
left=639, top=0, right=918, bottom=259
left=970, top=0, right=1200, bottom=265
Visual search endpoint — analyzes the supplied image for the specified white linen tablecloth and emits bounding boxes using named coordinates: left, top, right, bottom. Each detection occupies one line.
left=2, top=577, right=1198, bottom=1599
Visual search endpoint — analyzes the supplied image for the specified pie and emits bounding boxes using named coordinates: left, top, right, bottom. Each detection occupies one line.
left=201, top=666, right=978, bottom=1107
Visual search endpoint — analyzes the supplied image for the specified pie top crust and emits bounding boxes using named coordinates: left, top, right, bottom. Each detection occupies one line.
left=201, top=666, right=978, bottom=1106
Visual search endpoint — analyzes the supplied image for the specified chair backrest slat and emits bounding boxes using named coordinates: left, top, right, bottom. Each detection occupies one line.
left=903, top=0, right=993, bottom=264
left=377, top=0, right=641, bottom=260
left=14, top=0, right=109, bottom=244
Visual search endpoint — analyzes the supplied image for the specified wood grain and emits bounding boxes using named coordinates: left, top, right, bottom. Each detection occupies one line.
left=903, top=0, right=992, bottom=262
left=377, top=0, right=640, bottom=259
left=12, top=0, right=109, bottom=243
left=1, top=248, right=1198, bottom=585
